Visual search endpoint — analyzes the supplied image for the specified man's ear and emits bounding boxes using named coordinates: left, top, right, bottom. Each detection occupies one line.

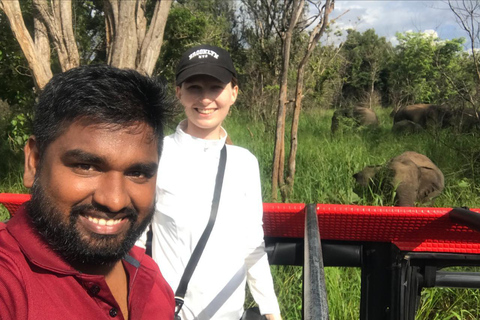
left=23, top=136, right=40, bottom=188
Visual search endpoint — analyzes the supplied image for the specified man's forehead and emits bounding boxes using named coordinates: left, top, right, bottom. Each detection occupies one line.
left=50, top=121, right=159, bottom=154
left=58, top=119, right=155, bottom=139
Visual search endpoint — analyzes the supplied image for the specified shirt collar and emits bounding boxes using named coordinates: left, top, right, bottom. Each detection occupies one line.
left=173, top=120, right=227, bottom=152
left=7, top=204, right=145, bottom=276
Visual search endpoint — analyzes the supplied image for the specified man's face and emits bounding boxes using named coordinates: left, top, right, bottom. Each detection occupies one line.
left=23, top=121, right=159, bottom=265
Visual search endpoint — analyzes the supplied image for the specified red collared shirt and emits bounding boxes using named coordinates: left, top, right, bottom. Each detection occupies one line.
left=0, top=205, right=174, bottom=320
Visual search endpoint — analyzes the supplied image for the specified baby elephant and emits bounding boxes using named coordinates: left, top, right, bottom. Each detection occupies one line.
left=353, top=151, right=444, bottom=206
left=331, top=107, right=379, bottom=133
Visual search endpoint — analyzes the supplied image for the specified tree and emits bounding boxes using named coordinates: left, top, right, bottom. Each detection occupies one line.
left=449, top=0, right=480, bottom=113
left=388, top=31, right=464, bottom=106
left=0, top=10, right=35, bottom=108
left=236, top=0, right=287, bottom=119
left=269, top=0, right=335, bottom=201
left=286, top=0, right=335, bottom=198
left=341, top=29, right=392, bottom=108
left=0, top=0, right=172, bottom=91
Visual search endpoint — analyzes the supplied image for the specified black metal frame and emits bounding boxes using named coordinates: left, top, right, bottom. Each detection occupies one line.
left=303, top=204, right=329, bottom=319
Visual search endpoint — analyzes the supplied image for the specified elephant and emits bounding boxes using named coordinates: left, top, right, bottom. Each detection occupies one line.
left=331, top=107, right=379, bottom=133
left=393, top=104, right=452, bottom=129
left=353, top=151, right=444, bottom=207
left=392, top=120, right=423, bottom=134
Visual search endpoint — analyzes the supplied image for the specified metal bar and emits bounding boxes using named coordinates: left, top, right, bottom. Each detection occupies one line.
left=435, top=271, right=480, bottom=288
left=265, top=239, right=362, bottom=267
left=360, top=243, right=403, bottom=320
left=303, top=204, right=329, bottom=320
left=449, top=207, right=480, bottom=233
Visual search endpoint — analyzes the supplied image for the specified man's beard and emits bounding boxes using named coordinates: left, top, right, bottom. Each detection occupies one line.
left=27, top=180, right=153, bottom=266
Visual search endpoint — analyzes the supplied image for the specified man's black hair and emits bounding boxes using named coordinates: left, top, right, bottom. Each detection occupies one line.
left=33, top=64, right=172, bottom=156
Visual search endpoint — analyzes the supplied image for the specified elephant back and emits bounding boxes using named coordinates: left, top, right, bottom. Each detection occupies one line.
left=353, top=107, right=379, bottom=126
left=393, top=104, right=433, bottom=127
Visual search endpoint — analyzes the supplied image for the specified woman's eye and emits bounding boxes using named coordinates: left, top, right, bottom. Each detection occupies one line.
left=186, top=85, right=201, bottom=91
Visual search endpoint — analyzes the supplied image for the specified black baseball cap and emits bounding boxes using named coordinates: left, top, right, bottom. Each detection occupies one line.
left=175, top=44, right=237, bottom=86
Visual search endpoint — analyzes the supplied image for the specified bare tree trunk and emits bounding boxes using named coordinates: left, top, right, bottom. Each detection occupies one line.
left=0, top=0, right=53, bottom=90
left=369, top=62, right=377, bottom=109
left=104, top=0, right=118, bottom=64
left=32, top=0, right=80, bottom=71
left=105, top=0, right=172, bottom=75
left=107, top=1, right=138, bottom=69
left=286, top=0, right=335, bottom=198
left=1, top=0, right=171, bottom=92
left=271, top=0, right=304, bottom=201
left=137, top=0, right=172, bottom=75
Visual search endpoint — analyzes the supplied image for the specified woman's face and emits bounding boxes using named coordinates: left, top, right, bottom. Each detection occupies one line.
left=176, top=75, right=238, bottom=140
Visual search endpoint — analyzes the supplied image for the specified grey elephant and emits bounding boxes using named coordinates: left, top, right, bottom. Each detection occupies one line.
left=331, top=107, right=379, bottom=133
left=392, top=120, right=423, bottom=134
left=353, top=151, right=444, bottom=207
left=393, top=104, right=452, bottom=129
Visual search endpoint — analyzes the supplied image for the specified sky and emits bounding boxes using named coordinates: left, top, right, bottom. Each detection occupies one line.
left=325, top=0, right=476, bottom=49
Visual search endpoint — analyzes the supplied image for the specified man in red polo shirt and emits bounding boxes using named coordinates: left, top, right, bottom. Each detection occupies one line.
left=0, top=65, right=175, bottom=319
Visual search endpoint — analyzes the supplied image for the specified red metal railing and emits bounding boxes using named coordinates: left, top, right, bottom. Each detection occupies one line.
left=263, top=203, right=480, bottom=253
left=2, top=193, right=480, bottom=254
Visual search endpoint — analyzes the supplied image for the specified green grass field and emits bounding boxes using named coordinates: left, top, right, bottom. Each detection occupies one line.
left=1, top=107, right=479, bottom=318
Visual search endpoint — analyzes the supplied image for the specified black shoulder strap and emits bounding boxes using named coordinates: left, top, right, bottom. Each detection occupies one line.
left=174, top=145, right=227, bottom=317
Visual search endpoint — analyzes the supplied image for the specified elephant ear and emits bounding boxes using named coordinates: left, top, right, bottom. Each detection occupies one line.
left=417, top=166, right=444, bottom=203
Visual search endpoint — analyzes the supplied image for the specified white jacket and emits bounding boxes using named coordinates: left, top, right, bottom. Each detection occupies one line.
left=150, top=122, right=280, bottom=319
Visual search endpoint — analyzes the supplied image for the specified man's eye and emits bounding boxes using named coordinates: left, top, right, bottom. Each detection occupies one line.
left=127, top=171, right=153, bottom=180
left=75, top=164, right=93, bottom=171
left=128, top=171, right=145, bottom=178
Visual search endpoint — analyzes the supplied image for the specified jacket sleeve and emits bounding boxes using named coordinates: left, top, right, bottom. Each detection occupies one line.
left=243, top=155, right=281, bottom=315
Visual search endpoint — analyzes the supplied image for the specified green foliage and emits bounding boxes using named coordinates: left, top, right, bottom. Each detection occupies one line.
left=388, top=32, right=466, bottom=105
left=157, top=0, right=236, bottom=82
left=73, top=0, right=107, bottom=65
left=7, top=112, right=32, bottom=153
left=340, top=29, right=393, bottom=107
left=0, top=11, right=35, bottom=108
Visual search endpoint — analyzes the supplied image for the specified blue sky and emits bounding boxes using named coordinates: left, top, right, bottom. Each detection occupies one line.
left=326, top=1, right=476, bottom=48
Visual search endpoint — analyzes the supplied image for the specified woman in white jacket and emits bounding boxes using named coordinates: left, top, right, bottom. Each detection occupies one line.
left=149, top=44, right=282, bottom=320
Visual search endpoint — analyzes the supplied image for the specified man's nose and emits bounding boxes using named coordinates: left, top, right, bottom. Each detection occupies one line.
left=93, top=173, right=130, bottom=213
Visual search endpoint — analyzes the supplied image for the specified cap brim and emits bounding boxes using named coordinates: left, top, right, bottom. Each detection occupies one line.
left=176, top=64, right=234, bottom=86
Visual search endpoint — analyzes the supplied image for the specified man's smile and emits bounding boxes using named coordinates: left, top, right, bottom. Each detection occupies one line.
left=79, top=214, right=130, bottom=235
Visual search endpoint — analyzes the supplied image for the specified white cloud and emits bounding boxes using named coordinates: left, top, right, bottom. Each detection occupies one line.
left=327, top=1, right=474, bottom=48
